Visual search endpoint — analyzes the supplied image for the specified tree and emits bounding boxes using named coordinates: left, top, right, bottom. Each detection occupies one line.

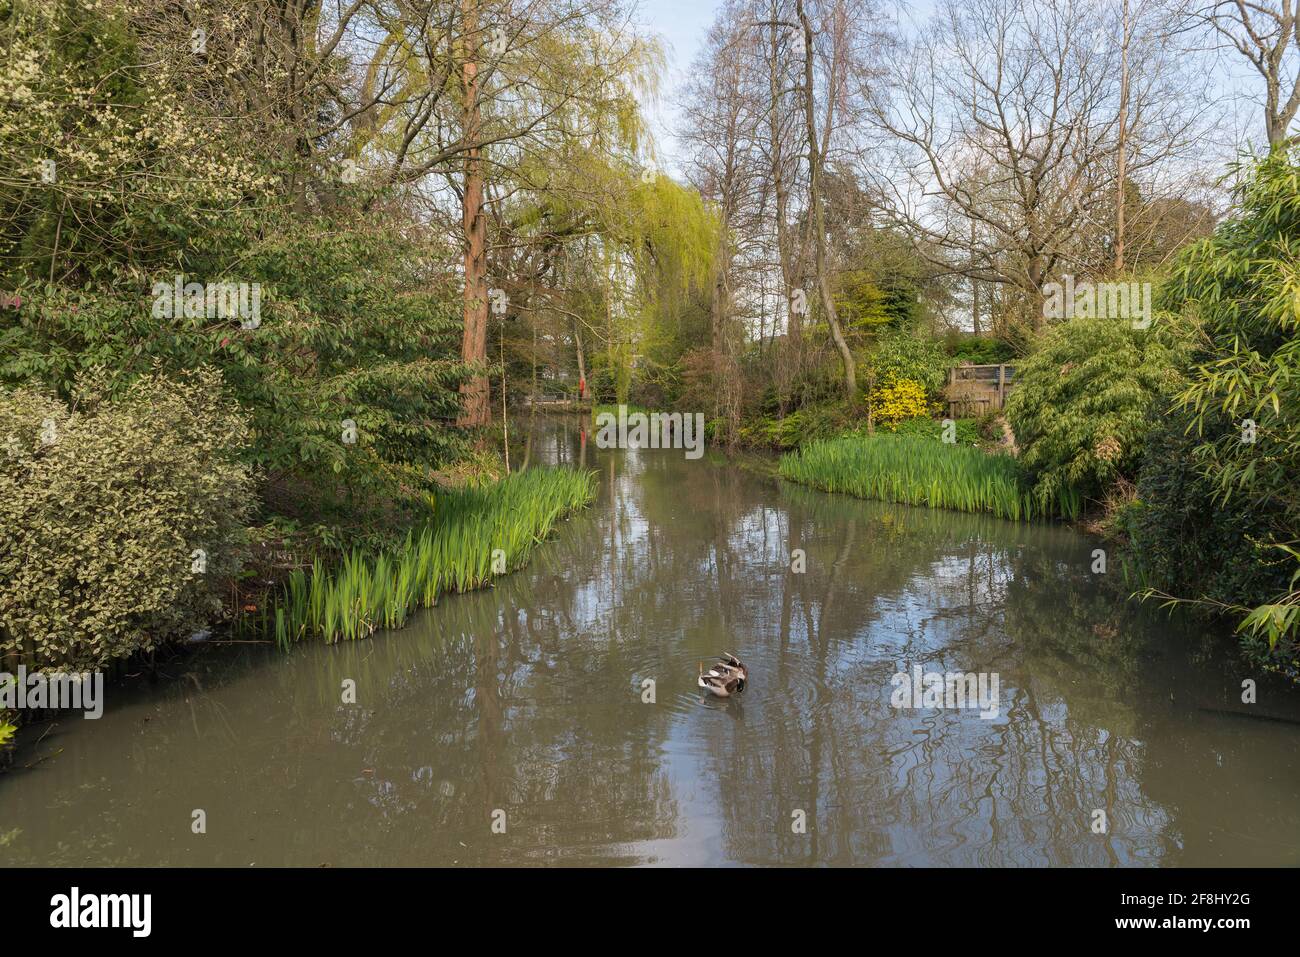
left=873, top=0, right=1211, bottom=334
left=1200, top=0, right=1300, bottom=149
left=795, top=0, right=856, bottom=398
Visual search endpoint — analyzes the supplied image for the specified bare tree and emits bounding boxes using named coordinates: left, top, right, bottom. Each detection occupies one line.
left=795, top=0, right=856, bottom=397
left=1201, top=0, right=1300, bottom=148
left=871, top=0, right=1209, bottom=333
left=679, top=1, right=765, bottom=436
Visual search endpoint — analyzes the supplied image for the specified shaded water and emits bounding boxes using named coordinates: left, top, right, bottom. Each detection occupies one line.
left=3, top=418, right=1299, bottom=866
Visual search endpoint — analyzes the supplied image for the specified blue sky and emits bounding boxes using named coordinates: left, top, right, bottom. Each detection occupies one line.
left=634, top=0, right=720, bottom=170
left=634, top=0, right=936, bottom=170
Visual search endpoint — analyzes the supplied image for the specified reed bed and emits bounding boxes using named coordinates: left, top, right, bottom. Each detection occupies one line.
left=779, top=435, right=1078, bottom=521
left=257, top=466, right=596, bottom=647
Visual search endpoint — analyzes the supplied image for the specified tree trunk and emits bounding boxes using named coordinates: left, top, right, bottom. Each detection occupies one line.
left=767, top=11, right=800, bottom=411
left=458, top=2, right=490, bottom=427
left=1115, top=0, right=1129, bottom=273
left=797, top=0, right=856, bottom=400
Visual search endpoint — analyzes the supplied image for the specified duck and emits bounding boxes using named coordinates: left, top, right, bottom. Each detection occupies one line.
left=698, top=652, right=748, bottom=698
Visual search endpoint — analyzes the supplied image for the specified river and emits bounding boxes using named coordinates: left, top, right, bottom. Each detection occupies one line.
left=3, top=417, right=1298, bottom=866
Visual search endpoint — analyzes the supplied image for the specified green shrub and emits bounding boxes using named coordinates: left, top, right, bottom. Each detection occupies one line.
left=1123, top=414, right=1291, bottom=613
left=2, top=215, right=471, bottom=544
left=1153, top=148, right=1300, bottom=655
left=869, top=330, right=949, bottom=395
left=0, top=7, right=472, bottom=549
left=738, top=402, right=853, bottom=450
left=884, top=416, right=983, bottom=447
left=1005, top=315, right=1186, bottom=509
left=0, top=370, right=253, bottom=671
left=945, top=335, right=1017, bottom=365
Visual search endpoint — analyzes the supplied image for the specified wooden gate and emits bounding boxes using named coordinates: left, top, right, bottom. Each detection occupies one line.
left=945, top=364, right=1016, bottom=418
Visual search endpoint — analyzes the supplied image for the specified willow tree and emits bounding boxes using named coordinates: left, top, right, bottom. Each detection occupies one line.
left=501, top=155, right=718, bottom=408
left=615, top=170, right=720, bottom=407
left=335, top=0, right=658, bottom=426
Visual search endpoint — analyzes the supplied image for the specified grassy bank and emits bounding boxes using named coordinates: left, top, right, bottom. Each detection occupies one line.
left=250, top=466, right=597, bottom=646
left=779, top=434, right=1080, bottom=521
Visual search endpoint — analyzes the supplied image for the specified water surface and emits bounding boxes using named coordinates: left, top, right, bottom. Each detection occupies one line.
left=4, top=418, right=1298, bottom=866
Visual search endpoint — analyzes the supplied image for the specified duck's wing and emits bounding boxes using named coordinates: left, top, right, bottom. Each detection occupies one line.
left=699, top=674, right=729, bottom=696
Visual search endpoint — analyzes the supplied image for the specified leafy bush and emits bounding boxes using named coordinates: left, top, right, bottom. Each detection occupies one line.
left=0, top=1, right=472, bottom=551
left=884, top=415, right=983, bottom=447
left=0, top=370, right=253, bottom=671
left=0, top=1, right=270, bottom=290
left=1151, top=148, right=1300, bottom=656
left=2, top=216, right=470, bottom=544
left=738, top=402, right=854, bottom=450
left=1005, top=315, right=1186, bottom=508
left=869, top=330, right=949, bottom=394
left=945, top=335, right=1017, bottom=365
left=1123, top=414, right=1291, bottom=613
left=868, top=377, right=932, bottom=426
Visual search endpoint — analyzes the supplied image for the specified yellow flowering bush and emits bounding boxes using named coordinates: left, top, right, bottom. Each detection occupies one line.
left=868, top=378, right=932, bottom=426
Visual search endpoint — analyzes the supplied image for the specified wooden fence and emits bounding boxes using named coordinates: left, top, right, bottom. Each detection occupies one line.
left=945, top=364, right=1016, bottom=418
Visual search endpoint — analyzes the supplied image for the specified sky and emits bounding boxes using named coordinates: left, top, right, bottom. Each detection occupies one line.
left=633, top=0, right=938, bottom=172
left=634, top=0, right=720, bottom=172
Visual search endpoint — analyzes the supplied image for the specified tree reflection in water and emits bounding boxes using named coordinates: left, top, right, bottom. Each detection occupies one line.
left=2, top=418, right=1297, bottom=866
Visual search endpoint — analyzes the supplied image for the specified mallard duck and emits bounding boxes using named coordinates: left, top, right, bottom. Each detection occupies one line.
left=698, top=652, right=748, bottom=698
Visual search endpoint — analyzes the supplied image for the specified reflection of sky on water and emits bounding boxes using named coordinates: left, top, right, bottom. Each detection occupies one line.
left=1, top=419, right=1297, bottom=866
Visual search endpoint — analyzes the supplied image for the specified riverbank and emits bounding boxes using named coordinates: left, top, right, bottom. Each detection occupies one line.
left=256, top=466, right=597, bottom=645
left=0, top=461, right=596, bottom=765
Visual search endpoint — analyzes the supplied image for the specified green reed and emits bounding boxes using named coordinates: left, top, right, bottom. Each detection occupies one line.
left=262, top=467, right=596, bottom=647
left=779, top=435, right=1078, bottom=521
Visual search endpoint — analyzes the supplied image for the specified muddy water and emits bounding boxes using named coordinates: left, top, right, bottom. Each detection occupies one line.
left=3, top=418, right=1299, bottom=866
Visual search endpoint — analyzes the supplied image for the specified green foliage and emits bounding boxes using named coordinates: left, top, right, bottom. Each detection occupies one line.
left=866, top=330, right=949, bottom=395
left=946, top=335, right=1017, bottom=365
left=737, top=402, right=854, bottom=451
left=884, top=415, right=983, bottom=448
left=0, top=2, right=473, bottom=551
left=831, top=216, right=929, bottom=334
left=1005, top=316, right=1187, bottom=509
left=835, top=269, right=902, bottom=334
left=0, top=673, right=15, bottom=751
left=779, top=435, right=1074, bottom=520
left=1149, top=148, right=1300, bottom=655
left=0, top=0, right=271, bottom=287
left=1, top=216, right=471, bottom=539
left=0, top=370, right=253, bottom=671
left=1123, top=414, right=1292, bottom=625
left=259, top=467, right=596, bottom=645
left=593, top=403, right=651, bottom=418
